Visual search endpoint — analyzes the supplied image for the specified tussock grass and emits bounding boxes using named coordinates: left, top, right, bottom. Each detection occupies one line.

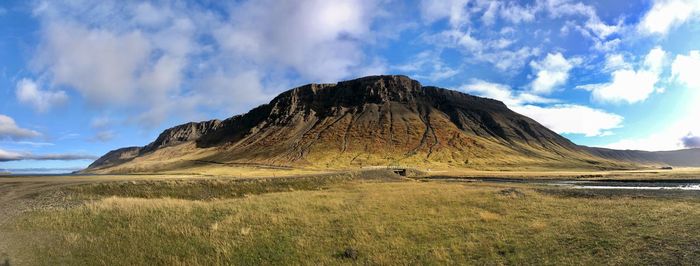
left=68, top=174, right=355, bottom=200
left=8, top=181, right=700, bottom=265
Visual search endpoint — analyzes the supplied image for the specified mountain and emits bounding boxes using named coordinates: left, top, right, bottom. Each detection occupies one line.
left=585, top=147, right=700, bottom=167
left=84, top=75, right=692, bottom=174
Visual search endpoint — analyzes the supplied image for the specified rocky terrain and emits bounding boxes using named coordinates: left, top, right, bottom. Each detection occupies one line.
left=84, top=75, right=696, bottom=173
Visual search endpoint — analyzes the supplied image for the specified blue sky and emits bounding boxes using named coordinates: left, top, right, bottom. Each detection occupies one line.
left=1, top=0, right=700, bottom=172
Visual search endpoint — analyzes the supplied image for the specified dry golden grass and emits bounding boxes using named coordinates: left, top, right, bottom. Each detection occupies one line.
left=6, top=179, right=700, bottom=265
left=422, top=167, right=700, bottom=180
left=85, top=143, right=332, bottom=176
left=86, top=125, right=639, bottom=174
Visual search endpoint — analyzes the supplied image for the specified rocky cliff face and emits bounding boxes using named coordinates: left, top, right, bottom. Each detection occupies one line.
left=86, top=146, right=142, bottom=169
left=194, top=76, right=578, bottom=151
left=87, top=75, right=677, bottom=173
left=141, top=120, right=223, bottom=153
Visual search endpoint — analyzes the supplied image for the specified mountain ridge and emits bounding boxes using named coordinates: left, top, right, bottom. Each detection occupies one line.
left=85, top=75, right=696, bottom=173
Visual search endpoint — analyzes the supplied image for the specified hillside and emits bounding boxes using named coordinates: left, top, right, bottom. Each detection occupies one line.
left=586, top=147, right=700, bottom=167
left=85, top=75, right=681, bottom=174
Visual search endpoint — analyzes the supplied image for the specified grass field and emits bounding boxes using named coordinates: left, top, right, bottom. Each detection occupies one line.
left=4, top=175, right=700, bottom=265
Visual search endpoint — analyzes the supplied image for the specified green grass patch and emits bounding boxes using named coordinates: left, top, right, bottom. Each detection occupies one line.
left=8, top=181, right=700, bottom=265
left=68, top=174, right=355, bottom=200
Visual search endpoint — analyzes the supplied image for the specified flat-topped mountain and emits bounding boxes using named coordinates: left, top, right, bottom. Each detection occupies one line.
left=84, top=75, right=695, bottom=174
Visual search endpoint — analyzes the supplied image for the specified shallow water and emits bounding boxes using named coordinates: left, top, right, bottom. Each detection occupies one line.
left=573, top=184, right=700, bottom=190
left=439, top=177, right=700, bottom=191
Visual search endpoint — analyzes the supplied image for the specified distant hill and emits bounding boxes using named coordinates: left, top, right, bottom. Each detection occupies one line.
left=585, top=147, right=700, bottom=167
left=84, top=75, right=696, bottom=174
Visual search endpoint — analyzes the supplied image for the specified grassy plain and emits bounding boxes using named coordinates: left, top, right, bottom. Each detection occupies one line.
left=3, top=172, right=700, bottom=265
left=425, top=167, right=700, bottom=180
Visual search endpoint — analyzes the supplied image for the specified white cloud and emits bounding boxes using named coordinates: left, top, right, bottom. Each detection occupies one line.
left=603, top=129, right=699, bottom=151
left=193, top=70, right=271, bottom=114
left=579, top=47, right=666, bottom=104
left=420, top=0, right=471, bottom=28
left=90, top=116, right=111, bottom=129
left=603, top=53, right=630, bottom=71
left=592, top=38, right=621, bottom=52
left=574, top=20, right=622, bottom=52
left=640, top=0, right=700, bottom=35
left=355, top=58, right=389, bottom=77
left=132, top=2, right=171, bottom=27
left=500, top=1, right=537, bottom=24
left=0, top=148, right=97, bottom=162
left=0, top=149, right=22, bottom=161
left=419, top=0, right=546, bottom=72
left=498, top=0, right=617, bottom=34
left=139, top=55, right=186, bottom=101
left=36, top=22, right=152, bottom=105
left=604, top=134, right=682, bottom=151
left=645, top=46, right=667, bottom=72
left=421, top=0, right=590, bottom=28
left=396, top=51, right=459, bottom=81
left=0, top=115, right=42, bottom=140
left=489, top=38, right=514, bottom=49
left=27, top=0, right=386, bottom=127
left=543, top=0, right=621, bottom=51
left=460, top=79, right=622, bottom=137
left=480, top=1, right=500, bottom=25
left=214, top=0, right=378, bottom=82
left=423, top=0, right=623, bottom=72
left=580, top=71, right=657, bottom=104
left=461, top=80, right=513, bottom=101
left=603, top=90, right=700, bottom=151
left=672, top=50, right=700, bottom=89
left=600, top=65, right=700, bottom=151
left=88, top=116, right=115, bottom=142
left=433, top=30, right=483, bottom=52
left=15, top=78, right=68, bottom=112
left=15, top=141, right=54, bottom=147
left=512, top=104, right=623, bottom=137
left=486, top=47, right=541, bottom=71
left=681, top=133, right=700, bottom=148
left=584, top=17, right=619, bottom=40
left=460, top=79, right=556, bottom=106
left=27, top=2, right=220, bottom=126
left=529, top=52, right=578, bottom=94
left=93, top=130, right=115, bottom=142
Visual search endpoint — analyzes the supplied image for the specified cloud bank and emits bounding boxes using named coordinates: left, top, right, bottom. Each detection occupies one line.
left=0, top=148, right=97, bottom=162
left=0, top=115, right=41, bottom=140
left=681, top=134, right=700, bottom=148
left=578, top=47, right=667, bottom=104
left=25, top=0, right=386, bottom=127
left=640, top=0, right=700, bottom=35
left=460, top=79, right=623, bottom=137
left=15, top=78, right=67, bottom=112
left=5, top=0, right=700, bottom=154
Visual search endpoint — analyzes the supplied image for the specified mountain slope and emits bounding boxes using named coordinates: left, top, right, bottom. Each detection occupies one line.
left=85, top=75, right=665, bottom=174
left=585, top=147, right=700, bottom=167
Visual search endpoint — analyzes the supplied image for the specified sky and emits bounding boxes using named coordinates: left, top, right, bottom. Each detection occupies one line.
left=1, top=0, right=700, bottom=173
